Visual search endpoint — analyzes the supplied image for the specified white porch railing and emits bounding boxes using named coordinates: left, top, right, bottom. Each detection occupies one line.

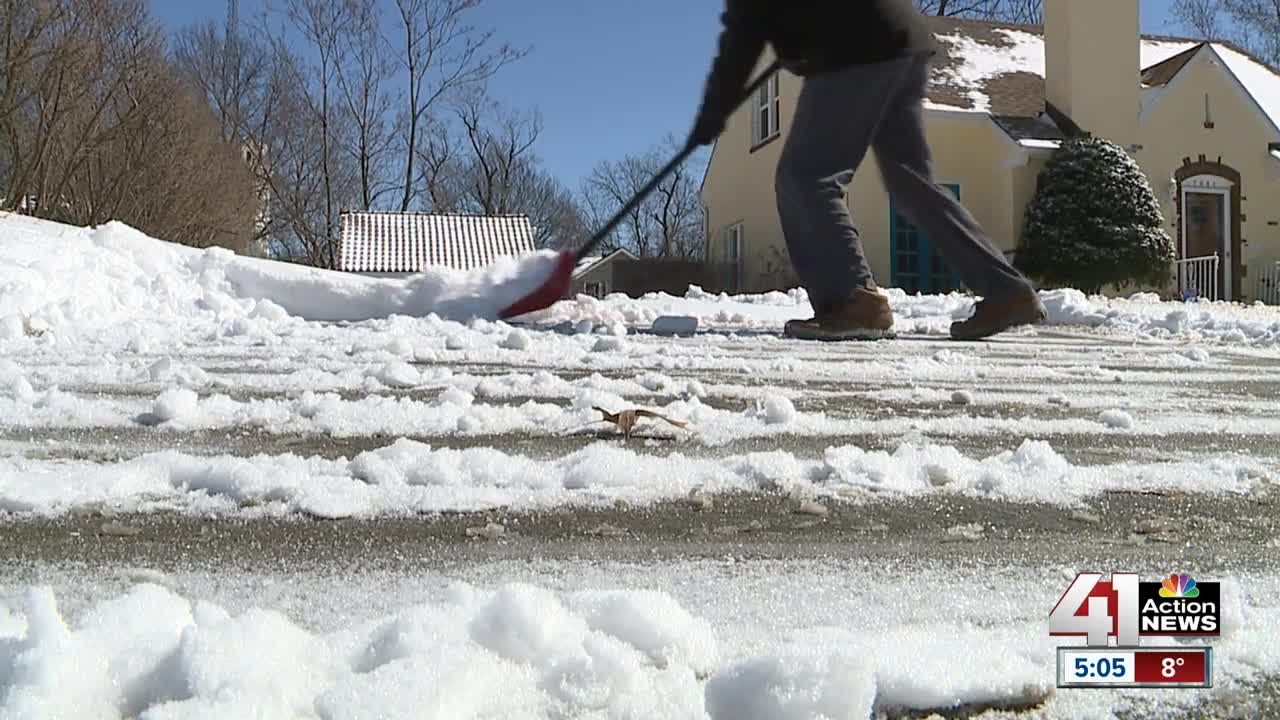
left=1175, top=254, right=1219, bottom=302
left=1257, top=262, right=1280, bottom=306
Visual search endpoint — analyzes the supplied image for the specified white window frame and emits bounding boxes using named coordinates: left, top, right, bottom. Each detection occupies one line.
left=724, top=222, right=744, bottom=290
left=751, top=72, right=780, bottom=147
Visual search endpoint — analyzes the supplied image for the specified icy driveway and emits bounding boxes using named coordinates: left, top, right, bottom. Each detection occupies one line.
left=4, top=316, right=1280, bottom=719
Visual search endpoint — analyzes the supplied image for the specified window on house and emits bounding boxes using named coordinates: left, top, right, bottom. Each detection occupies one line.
left=724, top=222, right=744, bottom=291
left=751, top=72, right=780, bottom=147
left=584, top=281, right=606, bottom=298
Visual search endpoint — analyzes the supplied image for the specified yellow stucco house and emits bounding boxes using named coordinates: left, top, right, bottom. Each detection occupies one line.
left=700, top=0, right=1280, bottom=304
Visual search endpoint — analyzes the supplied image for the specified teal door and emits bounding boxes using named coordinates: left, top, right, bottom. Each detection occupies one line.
left=890, top=184, right=964, bottom=295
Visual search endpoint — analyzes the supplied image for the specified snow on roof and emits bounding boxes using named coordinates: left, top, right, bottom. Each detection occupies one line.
left=337, top=212, right=535, bottom=274
left=572, top=248, right=637, bottom=278
left=924, top=18, right=1280, bottom=137
left=927, top=28, right=1045, bottom=114
left=1018, top=138, right=1061, bottom=149
left=1214, top=43, right=1280, bottom=135
left=1140, top=39, right=1199, bottom=68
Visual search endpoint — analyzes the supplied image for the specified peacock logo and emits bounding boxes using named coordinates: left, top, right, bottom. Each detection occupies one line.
left=1159, top=573, right=1200, bottom=598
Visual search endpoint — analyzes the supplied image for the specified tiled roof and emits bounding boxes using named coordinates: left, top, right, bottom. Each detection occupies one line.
left=337, top=212, right=535, bottom=273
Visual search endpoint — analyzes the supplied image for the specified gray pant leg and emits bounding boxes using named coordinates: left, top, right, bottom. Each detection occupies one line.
left=870, top=55, right=1034, bottom=301
left=774, top=57, right=916, bottom=309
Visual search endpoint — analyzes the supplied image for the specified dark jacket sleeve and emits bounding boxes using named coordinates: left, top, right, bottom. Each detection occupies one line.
left=696, top=0, right=769, bottom=126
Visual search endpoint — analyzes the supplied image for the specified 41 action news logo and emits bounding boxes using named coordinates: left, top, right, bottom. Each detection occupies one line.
left=1049, top=572, right=1222, bottom=646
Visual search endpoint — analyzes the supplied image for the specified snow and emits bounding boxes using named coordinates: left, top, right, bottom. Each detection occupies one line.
left=652, top=315, right=699, bottom=336
left=1141, top=39, right=1198, bottom=69
left=0, top=214, right=1278, bottom=518
left=1018, top=138, right=1061, bottom=149
left=1213, top=43, right=1280, bottom=134
left=929, top=29, right=1046, bottom=113
left=0, top=214, right=559, bottom=341
left=705, top=653, right=876, bottom=720
left=1100, top=409, right=1136, bottom=430
left=2, top=566, right=1278, bottom=720
left=0, top=438, right=1269, bottom=518
left=923, top=30, right=1280, bottom=139
left=760, top=394, right=797, bottom=425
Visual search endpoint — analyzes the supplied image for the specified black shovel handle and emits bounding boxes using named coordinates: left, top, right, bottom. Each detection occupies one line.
left=575, top=59, right=783, bottom=262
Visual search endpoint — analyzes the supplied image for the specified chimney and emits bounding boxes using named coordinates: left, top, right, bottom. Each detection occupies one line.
left=1044, top=0, right=1140, bottom=151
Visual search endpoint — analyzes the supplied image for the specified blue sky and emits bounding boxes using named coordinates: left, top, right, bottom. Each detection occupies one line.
left=156, top=0, right=1187, bottom=192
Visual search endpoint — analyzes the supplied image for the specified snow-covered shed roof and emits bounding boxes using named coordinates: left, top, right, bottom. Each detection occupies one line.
left=573, top=248, right=637, bottom=278
left=337, top=212, right=535, bottom=274
left=924, top=16, right=1280, bottom=141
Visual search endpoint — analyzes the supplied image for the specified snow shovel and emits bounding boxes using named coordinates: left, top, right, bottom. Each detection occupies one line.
left=498, top=60, right=784, bottom=320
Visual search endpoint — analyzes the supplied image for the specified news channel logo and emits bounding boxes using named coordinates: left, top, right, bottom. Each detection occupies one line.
left=1049, top=571, right=1221, bottom=647
left=1049, top=571, right=1220, bottom=689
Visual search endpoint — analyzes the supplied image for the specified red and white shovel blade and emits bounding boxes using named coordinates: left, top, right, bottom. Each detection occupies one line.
left=498, top=251, right=577, bottom=320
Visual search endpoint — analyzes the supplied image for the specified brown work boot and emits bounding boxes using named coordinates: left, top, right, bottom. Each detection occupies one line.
left=785, top=288, right=896, bottom=341
left=950, top=287, right=1047, bottom=341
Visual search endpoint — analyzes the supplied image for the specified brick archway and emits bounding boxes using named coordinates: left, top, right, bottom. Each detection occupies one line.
left=1174, top=156, right=1243, bottom=301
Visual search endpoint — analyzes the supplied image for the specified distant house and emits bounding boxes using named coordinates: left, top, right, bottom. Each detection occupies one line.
left=571, top=249, right=637, bottom=298
left=702, top=0, right=1280, bottom=303
left=336, top=211, right=536, bottom=277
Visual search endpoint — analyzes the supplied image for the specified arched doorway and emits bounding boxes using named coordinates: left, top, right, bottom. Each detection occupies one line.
left=1175, top=159, right=1242, bottom=301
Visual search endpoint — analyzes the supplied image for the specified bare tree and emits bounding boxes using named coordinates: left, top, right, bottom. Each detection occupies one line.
left=0, top=0, right=257, bottom=248
left=422, top=89, right=586, bottom=248
left=334, top=0, right=397, bottom=211
left=916, top=0, right=1042, bottom=23
left=1172, top=0, right=1280, bottom=66
left=581, top=136, right=706, bottom=260
left=172, top=1, right=276, bottom=246
left=285, top=0, right=350, bottom=267
left=392, top=0, right=525, bottom=212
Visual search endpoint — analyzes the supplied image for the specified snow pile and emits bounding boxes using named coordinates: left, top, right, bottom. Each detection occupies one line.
left=0, top=439, right=1268, bottom=518
left=5, top=573, right=1278, bottom=719
left=705, top=653, right=875, bottom=720
left=0, top=214, right=559, bottom=344
left=0, top=583, right=714, bottom=719
left=0, top=580, right=1058, bottom=719
left=3, top=213, right=1278, bottom=349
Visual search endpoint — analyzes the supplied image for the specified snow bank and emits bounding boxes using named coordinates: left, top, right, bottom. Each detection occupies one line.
left=3, top=214, right=1278, bottom=349
left=0, top=214, right=559, bottom=344
left=0, top=581, right=1034, bottom=720
left=3, top=572, right=1276, bottom=720
left=0, top=439, right=1266, bottom=518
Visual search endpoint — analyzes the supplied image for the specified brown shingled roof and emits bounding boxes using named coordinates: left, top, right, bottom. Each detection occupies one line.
left=923, top=16, right=1049, bottom=115
left=1141, top=43, right=1204, bottom=86
left=921, top=17, right=1219, bottom=126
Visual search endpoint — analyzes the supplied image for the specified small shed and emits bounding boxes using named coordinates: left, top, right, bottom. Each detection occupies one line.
left=570, top=248, right=636, bottom=298
left=337, top=211, right=536, bottom=276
